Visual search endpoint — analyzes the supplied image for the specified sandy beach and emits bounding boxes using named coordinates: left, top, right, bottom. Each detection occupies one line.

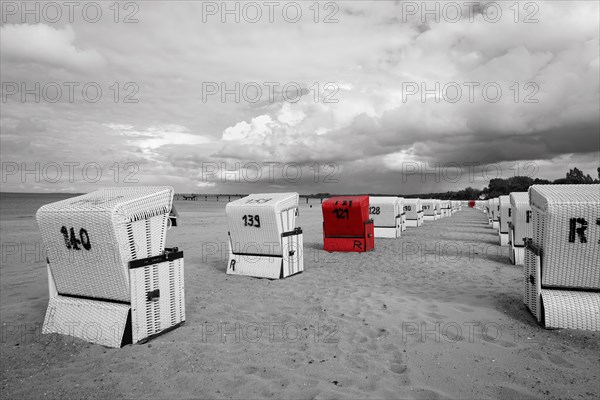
left=1, top=197, right=598, bottom=399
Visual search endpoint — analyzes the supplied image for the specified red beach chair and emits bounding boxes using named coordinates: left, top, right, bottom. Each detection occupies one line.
left=322, top=196, right=374, bottom=252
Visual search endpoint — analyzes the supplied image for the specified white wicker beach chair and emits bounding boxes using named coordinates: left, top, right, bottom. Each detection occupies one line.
left=226, top=193, right=303, bottom=279
left=489, top=198, right=499, bottom=229
left=440, top=200, right=451, bottom=218
left=523, top=184, right=600, bottom=331
left=485, top=200, right=492, bottom=224
left=37, top=186, right=185, bottom=347
left=422, top=200, right=436, bottom=221
left=369, top=197, right=401, bottom=238
left=509, top=192, right=532, bottom=265
left=404, top=198, right=423, bottom=227
left=434, top=200, right=442, bottom=220
left=398, top=197, right=407, bottom=231
left=498, top=195, right=510, bottom=246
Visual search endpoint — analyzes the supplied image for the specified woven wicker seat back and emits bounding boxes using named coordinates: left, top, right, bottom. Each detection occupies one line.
left=36, top=187, right=174, bottom=302
left=510, top=192, right=532, bottom=246
left=499, top=195, right=511, bottom=232
left=322, top=196, right=370, bottom=237
left=490, top=198, right=498, bottom=221
left=226, top=193, right=299, bottom=257
left=529, top=184, right=600, bottom=290
left=369, top=197, right=399, bottom=228
left=397, top=197, right=405, bottom=219
left=421, top=200, right=436, bottom=216
left=404, top=198, right=422, bottom=219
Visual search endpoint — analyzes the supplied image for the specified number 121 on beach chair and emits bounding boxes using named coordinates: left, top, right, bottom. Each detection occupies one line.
left=322, top=196, right=374, bottom=252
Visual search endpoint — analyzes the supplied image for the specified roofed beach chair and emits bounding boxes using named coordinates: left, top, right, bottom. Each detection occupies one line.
left=398, top=197, right=407, bottom=231
left=37, top=186, right=185, bottom=348
left=491, top=198, right=500, bottom=229
left=498, top=195, right=510, bottom=246
left=509, top=192, right=532, bottom=265
left=225, top=193, right=303, bottom=279
left=322, top=196, right=374, bottom=252
left=369, top=197, right=401, bottom=238
left=434, top=200, right=442, bottom=220
left=404, top=198, right=423, bottom=227
left=523, top=184, right=599, bottom=331
left=422, top=200, right=436, bottom=221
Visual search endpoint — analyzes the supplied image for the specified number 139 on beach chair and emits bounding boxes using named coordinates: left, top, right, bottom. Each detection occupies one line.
left=225, top=193, right=304, bottom=279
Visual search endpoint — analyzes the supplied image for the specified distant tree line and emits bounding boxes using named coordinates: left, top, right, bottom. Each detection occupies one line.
left=405, top=167, right=599, bottom=200
left=178, top=167, right=598, bottom=201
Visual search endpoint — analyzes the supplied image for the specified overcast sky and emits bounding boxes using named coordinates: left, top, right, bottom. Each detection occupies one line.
left=1, top=1, right=598, bottom=194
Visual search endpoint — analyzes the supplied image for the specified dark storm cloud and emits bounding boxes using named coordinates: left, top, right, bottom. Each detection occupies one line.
left=1, top=1, right=598, bottom=193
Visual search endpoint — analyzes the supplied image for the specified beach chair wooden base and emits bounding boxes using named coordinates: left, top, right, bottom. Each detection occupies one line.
left=324, top=236, right=374, bottom=252
left=524, top=243, right=599, bottom=331
left=226, top=229, right=304, bottom=279
left=424, top=215, right=435, bottom=221
left=540, top=290, right=600, bottom=330
left=492, top=220, right=499, bottom=229
left=524, top=244, right=542, bottom=321
left=374, top=226, right=401, bottom=238
left=499, top=232, right=509, bottom=246
left=42, top=249, right=185, bottom=348
left=405, top=219, right=422, bottom=227
left=323, top=219, right=374, bottom=252
left=511, top=245, right=525, bottom=265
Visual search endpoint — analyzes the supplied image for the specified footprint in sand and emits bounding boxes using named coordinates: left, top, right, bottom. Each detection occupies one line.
left=346, top=354, right=369, bottom=372
left=385, top=345, right=410, bottom=384
left=455, top=305, right=474, bottom=313
left=424, top=311, right=446, bottom=320
left=490, top=338, right=518, bottom=348
left=528, top=350, right=543, bottom=360
left=242, top=365, right=259, bottom=375
left=547, top=353, right=575, bottom=368
left=410, top=387, right=448, bottom=400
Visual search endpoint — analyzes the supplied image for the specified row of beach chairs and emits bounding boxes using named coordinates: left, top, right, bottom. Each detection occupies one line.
left=477, top=185, right=599, bottom=331
left=36, top=189, right=461, bottom=347
left=37, top=185, right=597, bottom=348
